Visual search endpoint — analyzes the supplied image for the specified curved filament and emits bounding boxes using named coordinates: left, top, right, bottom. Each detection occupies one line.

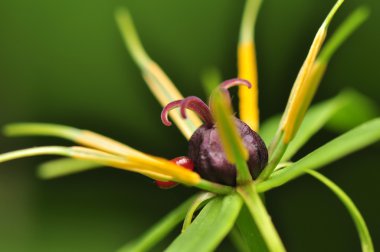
left=218, top=78, right=252, bottom=104
left=180, top=96, right=214, bottom=127
left=161, top=100, right=183, bottom=126
left=220, top=78, right=252, bottom=91
left=161, top=97, right=214, bottom=127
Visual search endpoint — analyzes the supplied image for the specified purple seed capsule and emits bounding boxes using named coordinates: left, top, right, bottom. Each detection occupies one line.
left=188, top=118, right=268, bottom=186
left=161, top=78, right=268, bottom=186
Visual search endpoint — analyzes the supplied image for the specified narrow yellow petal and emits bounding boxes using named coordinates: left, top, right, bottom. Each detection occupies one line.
left=3, top=123, right=201, bottom=185
left=281, top=30, right=326, bottom=142
left=0, top=145, right=166, bottom=179
left=284, top=62, right=327, bottom=143
left=74, top=135, right=201, bottom=185
left=127, top=155, right=201, bottom=185
left=238, top=42, right=259, bottom=132
left=77, top=130, right=200, bottom=185
left=77, top=130, right=142, bottom=157
left=77, top=130, right=200, bottom=184
left=71, top=146, right=200, bottom=185
left=115, top=8, right=202, bottom=139
left=237, top=0, right=262, bottom=132
left=280, top=0, right=344, bottom=143
left=65, top=147, right=171, bottom=181
left=143, top=70, right=201, bottom=140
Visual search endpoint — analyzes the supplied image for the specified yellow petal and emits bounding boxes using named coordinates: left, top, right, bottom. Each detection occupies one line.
left=76, top=131, right=200, bottom=184
left=73, top=144, right=200, bottom=185
left=77, top=130, right=142, bottom=157
left=3, top=123, right=201, bottom=185
left=238, top=42, right=259, bottom=132
left=284, top=62, right=327, bottom=143
left=115, top=8, right=202, bottom=139
left=143, top=69, right=201, bottom=139
left=237, top=0, right=263, bottom=132
left=280, top=0, right=344, bottom=143
left=69, top=146, right=174, bottom=181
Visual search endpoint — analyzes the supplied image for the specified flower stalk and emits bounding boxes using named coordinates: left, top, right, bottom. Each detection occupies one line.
left=237, top=183, right=286, bottom=252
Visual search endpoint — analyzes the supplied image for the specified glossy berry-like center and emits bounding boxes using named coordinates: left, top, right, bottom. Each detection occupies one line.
left=188, top=118, right=268, bottom=186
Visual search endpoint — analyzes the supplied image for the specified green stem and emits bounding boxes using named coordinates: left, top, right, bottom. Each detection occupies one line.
left=196, top=179, right=234, bottom=195
left=267, top=130, right=282, bottom=157
left=258, top=140, right=288, bottom=182
left=237, top=183, right=286, bottom=252
left=117, top=196, right=196, bottom=252
left=307, top=170, right=374, bottom=252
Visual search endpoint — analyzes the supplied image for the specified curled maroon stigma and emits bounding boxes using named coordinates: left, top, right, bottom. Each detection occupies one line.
left=161, top=78, right=268, bottom=186
left=161, top=97, right=214, bottom=127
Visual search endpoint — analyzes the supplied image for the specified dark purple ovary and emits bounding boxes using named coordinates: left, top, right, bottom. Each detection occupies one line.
left=188, top=118, right=268, bottom=186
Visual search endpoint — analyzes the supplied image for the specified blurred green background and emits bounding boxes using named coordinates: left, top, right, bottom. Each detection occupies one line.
left=0, top=0, right=379, bottom=251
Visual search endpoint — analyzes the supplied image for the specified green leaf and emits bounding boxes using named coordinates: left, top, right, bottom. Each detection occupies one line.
left=326, top=90, right=378, bottom=132
left=117, top=196, right=196, bottom=252
left=259, top=92, right=349, bottom=181
left=257, top=118, right=380, bottom=192
left=307, top=170, right=374, bottom=252
left=236, top=205, right=268, bottom=252
left=260, top=90, right=377, bottom=161
left=166, top=193, right=243, bottom=252
left=281, top=91, right=349, bottom=161
left=279, top=0, right=344, bottom=143
left=38, top=158, right=101, bottom=179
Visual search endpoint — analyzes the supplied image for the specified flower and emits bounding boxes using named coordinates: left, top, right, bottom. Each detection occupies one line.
left=0, top=0, right=360, bottom=190
left=0, top=0, right=378, bottom=251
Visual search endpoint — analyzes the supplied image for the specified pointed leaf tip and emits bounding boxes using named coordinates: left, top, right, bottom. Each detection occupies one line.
left=280, top=0, right=345, bottom=143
